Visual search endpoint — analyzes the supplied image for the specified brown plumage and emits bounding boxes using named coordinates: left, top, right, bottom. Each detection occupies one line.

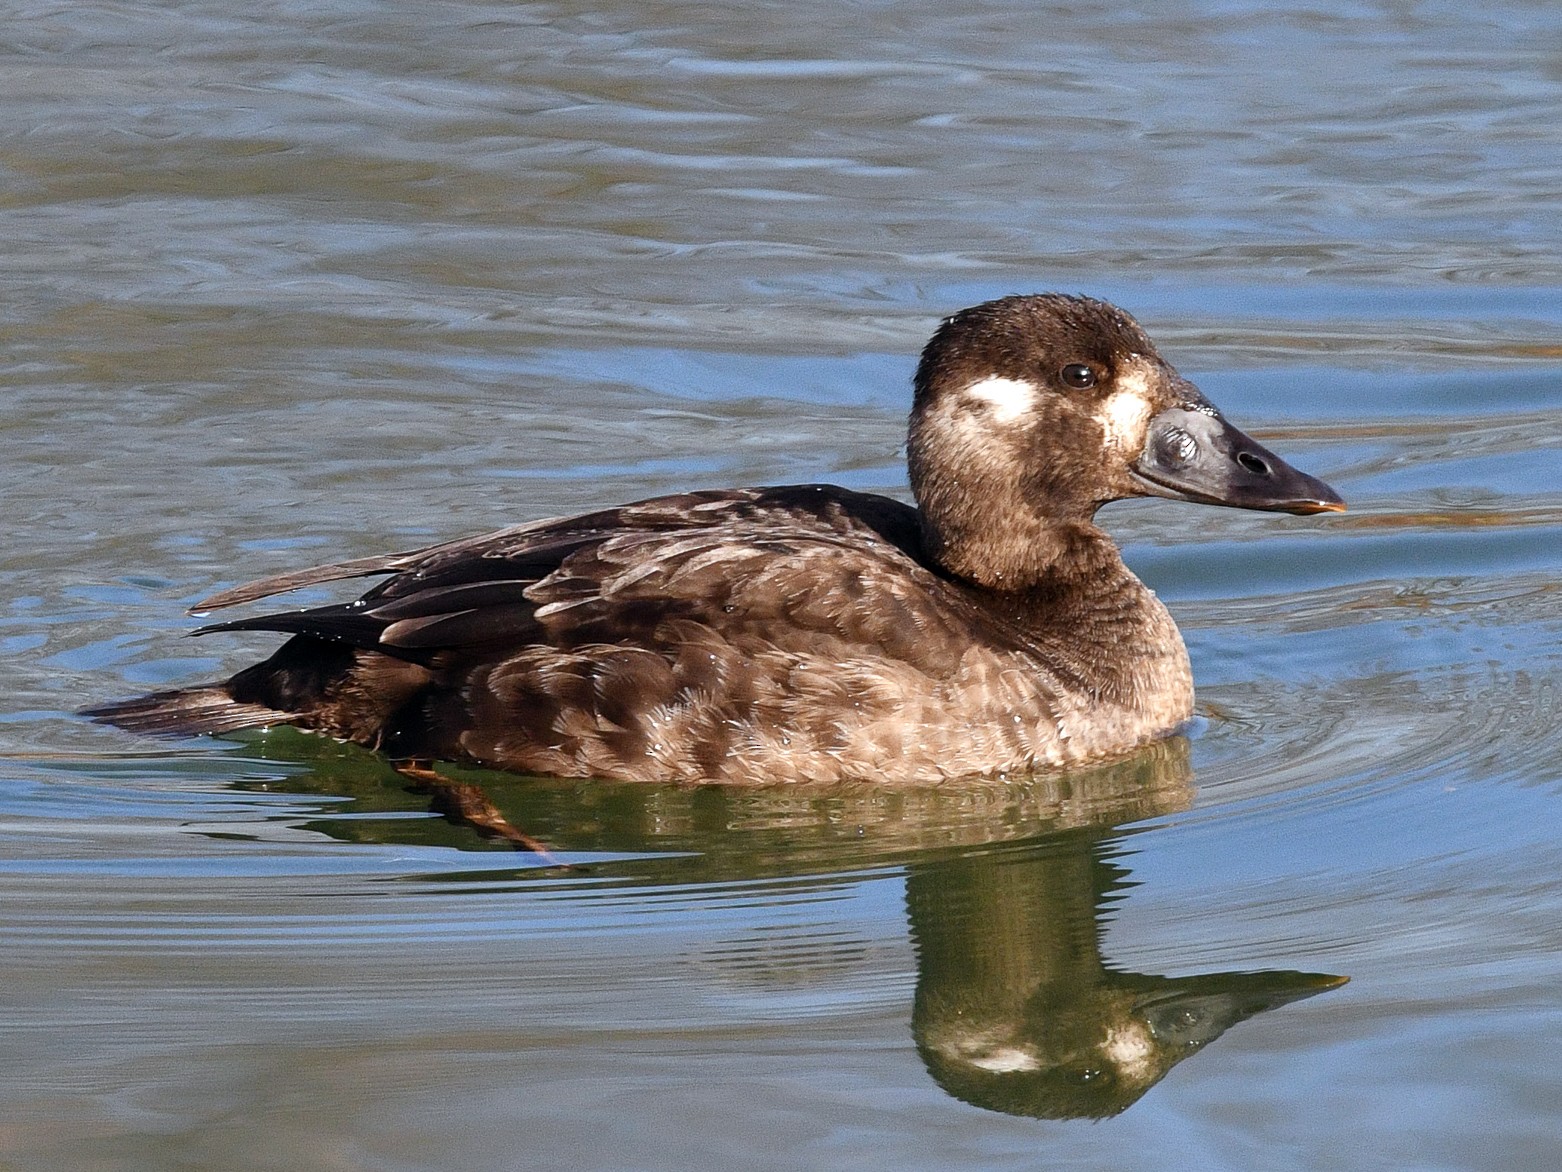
left=87, top=294, right=1343, bottom=784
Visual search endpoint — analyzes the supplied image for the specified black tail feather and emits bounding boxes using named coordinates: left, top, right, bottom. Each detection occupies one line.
left=82, top=686, right=290, bottom=737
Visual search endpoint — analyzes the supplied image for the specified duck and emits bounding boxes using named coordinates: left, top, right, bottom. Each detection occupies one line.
left=87, top=294, right=1343, bottom=785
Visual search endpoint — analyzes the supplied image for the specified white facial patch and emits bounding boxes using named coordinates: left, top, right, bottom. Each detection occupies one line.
left=961, top=375, right=1038, bottom=423
left=1096, top=362, right=1156, bottom=454
left=1102, top=1021, right=1156, bottom=1082
left=969, top=1045, right=1042, bottom=1074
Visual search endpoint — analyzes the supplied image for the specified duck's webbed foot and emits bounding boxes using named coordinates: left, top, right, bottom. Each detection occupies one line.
left=394, top=759, right=570, bottom=867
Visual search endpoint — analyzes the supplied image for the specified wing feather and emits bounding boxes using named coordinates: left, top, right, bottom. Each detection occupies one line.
left=183, top=487, right=966, bottom=674
left=191, top=551, right=430, bottom=614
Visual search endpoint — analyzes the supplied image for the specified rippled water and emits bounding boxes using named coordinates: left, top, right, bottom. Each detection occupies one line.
left=6, top=2, right=1562, bottom=1168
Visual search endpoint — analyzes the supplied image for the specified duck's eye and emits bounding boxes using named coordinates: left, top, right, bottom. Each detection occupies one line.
left=1060, top=363, right=1097, bottom=390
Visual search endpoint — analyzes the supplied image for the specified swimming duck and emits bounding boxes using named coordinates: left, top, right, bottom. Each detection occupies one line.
left=88, top=294, right=1342, bottom=784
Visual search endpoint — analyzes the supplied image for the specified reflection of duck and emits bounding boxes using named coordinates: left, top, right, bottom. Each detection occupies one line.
left=89, top=295, right=1341, bottom=784
left=211, top=735, right=1344, bottom=1119
left=231, top=730, right=1202, bottom=875
left=908, top=842, right=1344, bottom=1119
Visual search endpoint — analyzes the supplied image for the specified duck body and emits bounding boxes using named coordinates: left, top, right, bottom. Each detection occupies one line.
left=89, top=295, right=1342, bottom=784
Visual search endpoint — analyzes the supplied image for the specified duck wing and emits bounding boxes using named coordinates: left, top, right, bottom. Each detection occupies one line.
left=191, top=486, right=966, bottom=670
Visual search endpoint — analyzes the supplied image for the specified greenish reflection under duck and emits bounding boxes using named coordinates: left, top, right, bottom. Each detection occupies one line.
left=224, top=732, right=1346, bottom=1119
left=908, top=842, right=1344, bottom=1119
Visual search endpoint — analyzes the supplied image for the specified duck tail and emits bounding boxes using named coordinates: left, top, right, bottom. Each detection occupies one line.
left=82, top=686, right=289, bottom=737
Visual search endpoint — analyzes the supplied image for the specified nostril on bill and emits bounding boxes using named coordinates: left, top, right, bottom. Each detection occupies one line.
left=1237, top=451, right=1270, bottom=475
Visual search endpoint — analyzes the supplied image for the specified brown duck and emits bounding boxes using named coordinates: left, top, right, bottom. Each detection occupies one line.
left=88, top=294, right=1343, bottom=784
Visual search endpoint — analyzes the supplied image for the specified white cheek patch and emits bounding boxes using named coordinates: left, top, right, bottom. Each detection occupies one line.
left=1102, top=1022, right=1156, bottom=1081
left=961, top=375, right=1038, bottom=423
left=969, top=1046, right=1042, bottom=1074
left=1097, top=366, right=1155, bottom=454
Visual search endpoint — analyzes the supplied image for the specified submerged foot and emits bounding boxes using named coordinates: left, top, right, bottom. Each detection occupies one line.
left=394, top=760, right=571, bottom=867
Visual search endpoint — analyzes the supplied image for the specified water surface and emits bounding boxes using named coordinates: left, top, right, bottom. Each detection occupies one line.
left=5, top=2, right=1562, bottom=1169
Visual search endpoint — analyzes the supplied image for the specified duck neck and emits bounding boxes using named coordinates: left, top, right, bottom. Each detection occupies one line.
left=932, top=516, right=1191, bottom=714
left=922, top=510, right=1113, bottom=594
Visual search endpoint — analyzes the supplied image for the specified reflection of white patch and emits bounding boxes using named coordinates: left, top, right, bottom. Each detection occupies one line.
left=969, top=1046, right=1042, bottom=1073
left=962, top=375, right=1038, bottom=423
left=1102, top=1022, right=1155, bottom=1081
left=1097, top=364, right=1155, bottom=453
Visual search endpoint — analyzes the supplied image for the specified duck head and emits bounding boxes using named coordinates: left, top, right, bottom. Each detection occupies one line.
left=907, top=294, right=1343, bottom=588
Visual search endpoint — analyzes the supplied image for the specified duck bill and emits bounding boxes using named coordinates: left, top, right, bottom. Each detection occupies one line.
left=1130, top=406, right=1345, bottom=515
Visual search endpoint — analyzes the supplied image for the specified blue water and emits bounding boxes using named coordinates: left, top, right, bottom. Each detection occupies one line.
left=4, top=1, right=1562, bottom=1168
